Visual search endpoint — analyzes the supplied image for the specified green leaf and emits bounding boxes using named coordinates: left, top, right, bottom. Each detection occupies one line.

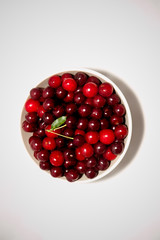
left=51, top=116, right=67, bottom=130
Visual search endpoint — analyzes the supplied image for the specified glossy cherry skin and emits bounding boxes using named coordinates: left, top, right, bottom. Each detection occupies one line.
left=30, top=137, right=42, bottom=151
left=100, top=119, right=109, bottom=129
left=97, top=157, right=110, bottom=170
left=74, top=86, right=83, bottom=94
left=99, top=82, right=113, bottom=97
left=22, top=120, right=37, bottom=132
left=85, top=131, right=99, bottom=144
left=62, top=78, right=77, bottom=92
left=110, top=142, right=123, bottom=154
left=64, top=149, right=75, bottom=161
left=37, top=105, right=46, bottom=118
left=38, top=119, right=47, bottom=130
left=114, top=125, right=128, bottom=140
left=77, top=118, right=88, bottom=130
left=45, top=125, right=61, bottom=138
left=56, top=86, right=67, bottom=99
left=103, top=148, right=117, bottom=161
left=30, top=88, right=42, bottom=100
left=42, top=86, right=55, bottom=98
left=73, top=135, right=85, bottom=147
left=107, top=94, right=120, bottom=106
left=74, top=92, right=86, bottom=105
left=75, top=147, right=85, bottom=161
left=39, top=161, right=51, bottom=170
left=94, top=142, right=106, bottom=155
left=43, top=98, right=55, bottom=111
left=67, top=140, right=74, bottom=148
left=93, top=95, right=106, bottom=108
left=29, top=136, right=39, bottom=144
left=86, top=76, right=101, bottom=86
left=33, top=128, right=45, bottom=138
left=48, top=75, right=61, bottom=88
left=52, top=105, right=65, bottom=118
left=63, top=128, right=74, bottom=137
left=74, top=72, right=88, bottom=86
left=81, top=143, right=94, bottom=158
left=55, top=137, right=65, bottom=148
left=50, top=150, right=64, bottom=166
left=37, top=149, right=50, bottom=161
left=64, top=92, right=74, bottom=103
left=99, top=129, right=115, bottom=145
left=113, top=104, right=126, bottom=116
left=61, top=73, right=73, bottom=81
left=66, top=103, right=77, bottom=115
left=25, top=112, right=38, bottom=123
left=64, top=158, right=76, bottom=169
left=42, top=137, right=56, bottom=150
left=75, top=129, right=85, bottom=136
left=84, top=98, right=93, bottom=106
left=103, top=106, right=113, bottom=118
left=90, top=108, right=102, bottom=119
left=83, top=82, right=98, bottom=98
left=88, top=119, right=100, bottom=131
left=25, top=99, right=40, bottom=112
left=50, top=166, right=63, bottom=177
left=110, top=115, right=123, bottom=126
left=85, top=168, right=98, bottom=179
left=43, top=112, right=54, bottom=125
left=75, top=161, right=86, bottom=174
left=78, top=104, right=92, bottom=117
left=86, top=156, right=97, bottom=168
left=65, top=169, right=80, bottom=182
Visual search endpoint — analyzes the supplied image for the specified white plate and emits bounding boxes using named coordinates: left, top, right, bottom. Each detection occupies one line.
left=20, top=68, right=132, bottom=183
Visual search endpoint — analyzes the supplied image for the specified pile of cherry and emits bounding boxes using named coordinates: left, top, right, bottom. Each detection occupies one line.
left=22, top=72, right=128, bottom=182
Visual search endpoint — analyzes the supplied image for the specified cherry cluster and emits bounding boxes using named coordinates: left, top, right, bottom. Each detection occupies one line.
left=22, top=72, right=128, bottom=182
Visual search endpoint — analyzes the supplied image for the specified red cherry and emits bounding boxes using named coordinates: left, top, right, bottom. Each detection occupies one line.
left=48, top=75, right=61, bottom=88
left=93, top=94, right=106, bottom=108
left=114, top=124, right=128, bottom=140
left=50, top=166, right=63, bottom=177
left=39, top=161, right=51, bottom=170
left=83, top=82, right=98, bottom=98
left=37, top=149, right=50, bottom=161
left=84, top=98, right=94, bottom=106
left=64, top=92, right=74, bottom=102
left=50, top=150, right=64, bottom=166
left=99, top=82, right=113, bottom=97
left=30, top=137, right=42, bottom=151
left=45, top=125, right=61, bottom=138
left=75, top=147, right=85, bottom=161
left=42, top=137, right=56, bottom=150
left=61, top=73, right=73, bottom=81
left=81, top=143, right=94, bottom=158
left=110, top=115, right=123, bottom=126
left=90, top=108, right=102, bottom=119
left=75, top=129, right=85, bottom=136
left=99, top=129, right=115, bottom=145
left=85, top=168, right=98, bottom=179
left=62, top=78, right=77, bottom=92
left=85, top=131, right=99, bottom=144
left=25, top=98, right=40, bottom=112
left=97, top=157, right=110, bottom=170
left=103, top=148, right=117, bottom=161
left=86, top=76, right=101, bottom=86
left=37, top=105, right=46, bottom=118
left=65, top=169, right=80, bottom=182
left=113, top=104, right=126, bottom=116
left=22, top=120, right=37, bottom=132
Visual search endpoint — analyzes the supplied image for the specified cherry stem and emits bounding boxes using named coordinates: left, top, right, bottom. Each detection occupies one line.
left=46, top=129, right=74, bottom=140
left=53, top=124, right=66, bottom=130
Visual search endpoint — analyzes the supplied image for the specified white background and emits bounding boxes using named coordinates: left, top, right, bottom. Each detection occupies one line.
left=0, top=0, right=160, bottom=240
